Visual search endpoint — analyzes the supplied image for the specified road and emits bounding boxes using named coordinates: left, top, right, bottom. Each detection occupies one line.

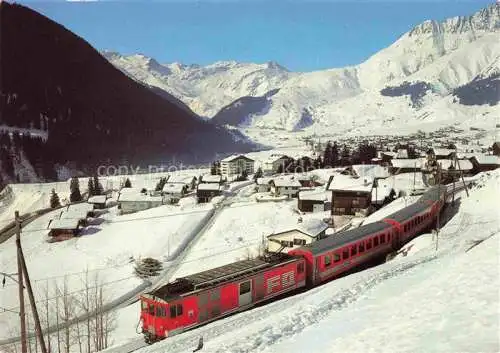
left=0, top=181, right=255, bottom=350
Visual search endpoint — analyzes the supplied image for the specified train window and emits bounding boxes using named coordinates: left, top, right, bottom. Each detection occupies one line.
left=324, top=255, right=331, bottom=267
left=297, top=262, right=305, bottom=274
left=334, top=253, right=341, bottom=262
left=141, top=301, right=148, bottom=311
left=199, top=291, right=209, bottom=306
left=149, top=304, right=155, bottom=316
left=240, top=281, right=251, bottom=295
left=380, top=234, right=385, bottom=244
left=210, top=289, right=220, bottom=301
left=374, top=237, right=379, bottom=247
left=177, top=304, right=183, bottom=316
left=342, top=249, right=349, bottom=260
left=358, top=243, right=364, bottom=253
left=170, top=305, right=177, bottom=318
left=366, top=239, right=372, bottom=250
left=156, top=307, right=163, bottom=317
left=351, top=245, right=357, bottom=256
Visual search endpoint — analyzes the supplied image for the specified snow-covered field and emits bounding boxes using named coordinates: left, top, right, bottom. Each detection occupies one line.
left=115, top=169, right=499, bottom=353
left=0, top=196, right=213, bottom=340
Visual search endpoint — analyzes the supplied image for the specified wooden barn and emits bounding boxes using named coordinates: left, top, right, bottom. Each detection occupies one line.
left=267, top=218, right=328, bottom=253
left=197, top=183, right=222, bottom=203
left=47, top=218, right=82, bottom=239
left=87, top=195, right=107, bottom=209
left=297, top=190, right=331, bottom=213
left=328, top=174, right=373, bottom=216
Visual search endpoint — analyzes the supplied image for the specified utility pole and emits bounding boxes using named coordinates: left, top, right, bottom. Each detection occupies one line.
left=15, top=211, right=28, bottom=353
left=16, top=212, right=48, bottom=353
left=454, top=153, right=469, bottom=197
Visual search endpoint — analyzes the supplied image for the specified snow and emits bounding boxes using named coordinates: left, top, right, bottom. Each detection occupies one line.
left=390, top=158, right=426, bottom=169
left=271, top=176, right=301, bottom=188
left=117, top=193, right=163, bottom=202
left=472, top=155, right=500, bottom=165
left=131, top=169, right=500, bottom=353
left=298, top=189, right=330, bottom=202
left=162, top=183, right=185, bottom=194
left=48, top=218, right=80, bottom=229
left=87, top=195, right=107, bottom=204
left=197, top=183, right=221, bottom=191
left=201, top=175, right=223, bottom=183
left=272, top=218, right=329, bottom=238
left=327, top=174, right=373, bottom=192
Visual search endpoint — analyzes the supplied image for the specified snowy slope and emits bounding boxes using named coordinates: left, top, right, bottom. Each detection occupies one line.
left=105, top=4, right=500, bottom=138
left=126, top=169, right=499, bottom=353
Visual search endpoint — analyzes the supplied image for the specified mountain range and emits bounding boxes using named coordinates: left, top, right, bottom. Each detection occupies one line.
left=105, top=4, right=500, bottom=141
left=0, top=2, right=255, bottom=185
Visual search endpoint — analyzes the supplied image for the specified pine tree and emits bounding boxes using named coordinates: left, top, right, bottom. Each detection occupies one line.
left=253, top=167, right=263, bottom=182
left=124, top=178, right=132, bottom=188
left=340, top=145, right=350, bottom=166
left=93, top=175, right=103, bottom=195
left=69, top=177, right=82, bottom=203
left=191, top=177, right=197, bottom=190
left=87, top=178, right=95, bottom=197
left=155, top=177, right=167, bottom=192
left=323, top=141, right=333, bottom=167
left=50, top=189, right=61, bottom=208
left=331, top=142, right=339, bottom=167
left=210, top=162, right=217, bottom=175
left=134, top=258, right=163, bottom=279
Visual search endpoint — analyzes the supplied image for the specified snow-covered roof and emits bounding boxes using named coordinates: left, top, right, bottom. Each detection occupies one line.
left=431, top=148, right=455, bottom=157
left=167, top=175, right=191, bottom=184
left=197, top=183, right=221, bottom=191
left=390, top=158, right=425, bottom=169
left=117, top=193, right=163, bottom=202
left=118, top=187, right=142, bottom=194
left=265, top=155, right=289, bottom=164
left=256, top=177, right=274, bottom=185
left=437, top=159, right=473, bottom=171
left=48, top=218, right=80, bottom=230
left=270, top=218, right=328, bottom=238
left=272, top=176, right=302, bottom=188
left=221, top=154, right=254, bottom=163
left=327, top=174, right=373, bottom=192
left=67, top=203, right=94, bottom=214
left=298, top=190, right=331, bottom=202
left=162, top=183, right=185, bottom=193
left=351, top=164, right=390, bottom=179
left=380, top=151, right=397, bottom=157
left=471, top=155, right=500, bottom=165
left=87, top=195, right=107, bottom=204
left=201, top=174, right=223, bottom=183
left=59, top=210, right=87, bottom=220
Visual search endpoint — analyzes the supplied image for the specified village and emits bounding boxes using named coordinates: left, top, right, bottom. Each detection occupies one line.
left=42, top=135, right=500, bottom=252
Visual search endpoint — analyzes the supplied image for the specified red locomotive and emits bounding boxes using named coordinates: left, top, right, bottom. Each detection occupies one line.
left=139, top=185, right=446, bottom=343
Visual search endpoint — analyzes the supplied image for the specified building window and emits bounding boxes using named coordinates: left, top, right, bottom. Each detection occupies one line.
left=342, top=249, right=349, bottom=260
left=324, top=255, right=331, bottom=267
left=240, top=281, right=251, bottom=295
left=293, top=238, right=306, bottom=246
left=333, top=253, right=341, bottom=262
left=297, top=262, right=305, bottom=274
left=280, top=240, right=293, bottom=247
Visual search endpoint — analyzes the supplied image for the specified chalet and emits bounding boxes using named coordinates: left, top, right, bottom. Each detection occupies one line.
left=263, top=154, right=290, bottom=175
left=167, top=175, right=194, bottom=191
left=117, top=192, right=163, bottom=214
left=197, top=183, right=222, bottom=203
left=200, top=174, right=224, bottom=185
left=437, top=159, right=474, bottom=176
left=162, top=183, right=186, bottom=204
left=428, top=148, right=456, bottom=159
left=267, top=218, right=328, bottom=253
left=389, top=159, right=424, bottom=174
left=469, top=155, right=500, bottom=174
left=270, top=177, right=301, bottom=198
left=255, top=177, right=274, bottom=193
left=47, top=218, right=81, bottom=238
left=328, top=174, right=373, bottom=216
left=87, top=195, right=107, bottom=209
left=492, top=142, right=500, bottom=156
left=297, top=190, right=331, bottom=213
left=380, top=151, right=396, bottom=165
left=220, top=155, right=255, bottom=179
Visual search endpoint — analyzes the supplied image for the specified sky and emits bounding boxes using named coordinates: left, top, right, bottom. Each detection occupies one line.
left=20, top=0, right=495, bottom=72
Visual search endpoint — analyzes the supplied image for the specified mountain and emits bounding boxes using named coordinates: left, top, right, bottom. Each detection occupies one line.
left=106, top=4, right=500, bottom=140
left=0, top=2, right=255, bottom=184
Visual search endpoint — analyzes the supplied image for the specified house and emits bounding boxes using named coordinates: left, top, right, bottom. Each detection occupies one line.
left=492, top=142, right=500, bottom=156
left=267, top=218, right=328, bottom=253
left=469, top=155, right=500, bottom=173
left=297, top=190, right=331, bottom=213
left=296, top=175, right=317, bottom=188
left=220, top=155, right=255, bottom=179
left=117, top=192, right=163, bottom=214
left=389, top=159, right=424, bottom=174
left=437, top=159, right=474, bottom=176
left=351, top=165, right=390, bottom=179
left=47, top=218, right=81, bottom=239
left=167, top=175, right=195, bottom=191
left=380, top=151, right=396, bottom=165
left=162, top=183, right=186, bottom=204
left=263, top=154, right=290, bottom=174
left=255, top=177, right=274, bottom=193
left=328, top=174, right=373, bottom=216
left=87, top=195, right=107, bottom=209
left=270, top=177, right=302, bottom=198
left=200, top=174, right=224, bottom=185
left=428, top=148, right=456, bottom=159
left=197, top=183, right=222, bottom=203
left=396, top=149, right=409, bottom=159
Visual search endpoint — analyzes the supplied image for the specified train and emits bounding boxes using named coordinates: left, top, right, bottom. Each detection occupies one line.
left=138, top=185, right=447, bottom=344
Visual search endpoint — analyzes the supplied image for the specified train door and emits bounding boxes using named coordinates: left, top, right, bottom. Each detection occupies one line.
left=391, top=228, right=401, bottom=250
left=238, top=280, right=252, bottom=307
left=254, top=275, right=265, bottom=302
